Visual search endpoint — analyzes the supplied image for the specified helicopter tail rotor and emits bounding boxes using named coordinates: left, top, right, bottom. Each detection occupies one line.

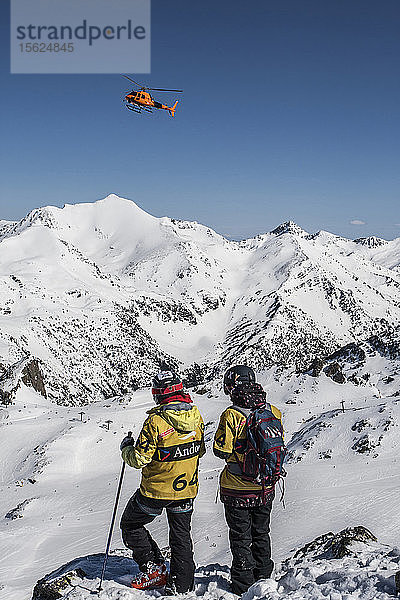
left=169, top=100, right=179, bottom=117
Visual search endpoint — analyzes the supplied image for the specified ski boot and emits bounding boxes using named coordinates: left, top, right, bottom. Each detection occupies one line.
left=131, top=562, right=168, bottom=590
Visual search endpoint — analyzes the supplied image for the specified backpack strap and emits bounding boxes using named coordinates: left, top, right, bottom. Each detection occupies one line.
left=229, top=407, right=251, bottom=479
left=231, top=410, right=261, bottom=481
left=278, top=477, right=286, bottom=509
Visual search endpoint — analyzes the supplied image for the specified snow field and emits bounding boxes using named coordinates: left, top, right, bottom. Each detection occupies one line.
left=1, top=366, right=400, bottom=599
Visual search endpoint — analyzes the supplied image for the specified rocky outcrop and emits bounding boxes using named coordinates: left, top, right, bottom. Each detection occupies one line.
left=22, top=359, right=47, bottom=398
left=305, top=357, right=346, bottom=383
left=354, top=236, right=387, bottom=248
left=30, top=550, right=138, bottom=598
left=323, top=362, right=346, bottom=384
left=0, top=362, right=21, bottom=405
left=32, top=568, right=86, bottom=600
left=293, top=526, right=377, bottom=560
left=304, top=333, right=400, bottom=385
left=307, top=357, right=325, bottom=377
left=0, top=357, right=46, bottom=404
left=31, top=528, right=400, bottom=598
left=5, top=498, right=36, bottom=520
left=272, top=526, right=400, bottom=599
left=368, top=334, right=400, bottom=360
left=271, top=221, right=307, bottom=236
left=326, top=342, right=366, bottom=364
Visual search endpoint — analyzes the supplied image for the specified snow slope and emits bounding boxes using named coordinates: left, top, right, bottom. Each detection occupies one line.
left=1, top=346, right=400, bottom=599
left=30, top=528, right=400, bottom=599
left=1, top=195, right=400, bottom=404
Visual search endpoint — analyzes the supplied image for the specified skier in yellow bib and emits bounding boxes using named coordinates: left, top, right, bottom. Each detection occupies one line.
left=120, top=367, right=205, bottom=594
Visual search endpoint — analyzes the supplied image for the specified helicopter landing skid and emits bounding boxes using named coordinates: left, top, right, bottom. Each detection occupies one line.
left=126, top=104, right=142, bottom=113
left=125, top=104, right=153, bottom=114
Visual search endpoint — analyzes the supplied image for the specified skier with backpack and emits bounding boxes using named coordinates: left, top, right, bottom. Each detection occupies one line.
left=213, top=365, right=286, bottom=595
left=120, top=367, right=205, bottom=594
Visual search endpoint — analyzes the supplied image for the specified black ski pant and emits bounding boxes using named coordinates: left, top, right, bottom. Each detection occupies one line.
left=120, top=490, right=195, bottom=593
left=224, top=500, right=274, bottom=595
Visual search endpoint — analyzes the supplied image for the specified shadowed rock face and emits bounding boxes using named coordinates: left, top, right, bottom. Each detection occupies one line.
left=270, top=221, right=308, bottom=237
left=368, top=335, right=400, bottom=360
left=307, top=357, right=325, bottom=377
left=0, top=358, right=46, bottom=405
left=0, top=387, right=13, bottom=405
left=0, top=362, right=19, bottom=405
left=30, top=551, right=139, bottom=598
left=396, top=572, right=400, bottom=595
left=326, top=342, right=367, bottom=364
left=5, top=498, right=36, bottom=520
left=32, top=568, right=87, bottom=600
left=323, top=362, right=346, bottom=384
left=292, top=526, right=378, bottom=560
left=354, top=236, right=387, bottom=248
left=22, top=359, right=47, bottom=398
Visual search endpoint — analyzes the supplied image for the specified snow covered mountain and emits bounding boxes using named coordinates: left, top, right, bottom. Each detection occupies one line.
left=1, top=197, right=400, bottom=599
left=1, top=194, right=400, bottom=404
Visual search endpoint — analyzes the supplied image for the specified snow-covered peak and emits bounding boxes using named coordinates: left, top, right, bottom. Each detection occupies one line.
left=0, top=219, right=18, bottom=242
left=61, top=193, right=156, bottom=222
left=1, top=195, right=157, bottom=239
left=0, top=206, right=58, bottom=239
left=45, top=194, right=158, bottom=234
left=307, top=229, right=347, bottom=244
left=1, top=195, right=400, bottom=405
left=270, top=221, right=308, bottom=237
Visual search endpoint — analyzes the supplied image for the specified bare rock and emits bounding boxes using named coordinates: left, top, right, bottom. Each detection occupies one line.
left=22, top=359, right=47, bottom=398
left=307, top=357, right=325, bottom=377
left=326, top=342, right=366, bottom=364
left=293, top=526, right=377, bottom=561
left=32, top=568, right=86, bottom=600
left=395, top=571, right=400, bottom=595
left=5, top=498, right=36, bottom=520
left=324, top=362, right=346, bottom=384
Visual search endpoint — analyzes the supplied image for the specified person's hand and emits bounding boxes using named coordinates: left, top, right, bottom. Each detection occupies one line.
left=120, top=435, right=134, bottom=451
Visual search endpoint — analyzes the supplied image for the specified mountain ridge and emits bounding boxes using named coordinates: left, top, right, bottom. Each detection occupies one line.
left=1, top=194, right=400, bottom=404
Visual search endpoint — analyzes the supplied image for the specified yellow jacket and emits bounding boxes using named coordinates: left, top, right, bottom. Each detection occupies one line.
left=122, top=399, right=205, bottom=500
left=213, top=404, right=283, bottom=499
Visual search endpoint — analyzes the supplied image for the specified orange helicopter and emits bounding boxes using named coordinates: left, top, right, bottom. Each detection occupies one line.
left=123, top=76, right=183, bottom=117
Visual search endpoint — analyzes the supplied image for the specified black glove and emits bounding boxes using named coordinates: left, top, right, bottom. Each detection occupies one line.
left=120, top=435, right=134, bottom=451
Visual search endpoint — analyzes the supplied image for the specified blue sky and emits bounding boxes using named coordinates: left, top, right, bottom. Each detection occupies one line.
left=1, top=1, right=399, bottom=240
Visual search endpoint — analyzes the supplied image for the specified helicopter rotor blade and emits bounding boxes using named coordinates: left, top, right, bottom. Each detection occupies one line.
left=122, top=75, right=144, bottom=88
left=146, top=88, right=183, bottom=93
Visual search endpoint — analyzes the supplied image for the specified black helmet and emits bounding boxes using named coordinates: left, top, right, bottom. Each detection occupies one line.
left=223, top=365, right=256, bottom=395
left=152, top=367, right=183, bottom=404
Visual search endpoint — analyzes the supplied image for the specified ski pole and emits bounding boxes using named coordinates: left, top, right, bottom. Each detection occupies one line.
left=94, top=430, right=132, bottom=595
